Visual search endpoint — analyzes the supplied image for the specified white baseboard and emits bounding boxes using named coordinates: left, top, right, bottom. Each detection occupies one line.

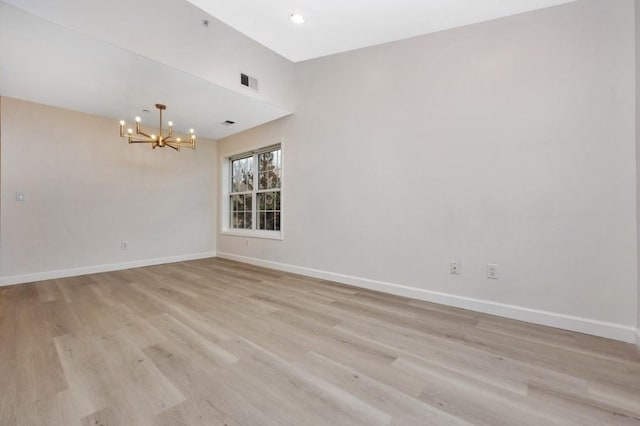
left=217, top=251, right=637, bottom=344
left=636, top=329, right=640, bottom=351
left=0, top=251, right=217, bottom=287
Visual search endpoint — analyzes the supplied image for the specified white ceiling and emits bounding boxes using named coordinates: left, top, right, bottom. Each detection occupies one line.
left=185, top=0, right=576, bottom=62
left=0, top=2, right=291, bottom=140
left=0, top=0, right=577, bottom=140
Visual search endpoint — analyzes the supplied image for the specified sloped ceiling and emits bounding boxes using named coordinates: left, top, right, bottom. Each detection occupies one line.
left=0, top=2, right=291, bottom=140
left=0, top=0, right=577, bottom=138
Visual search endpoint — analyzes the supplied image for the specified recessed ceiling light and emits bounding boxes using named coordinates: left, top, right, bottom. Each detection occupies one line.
left=290, top=13, right=305, bottom=24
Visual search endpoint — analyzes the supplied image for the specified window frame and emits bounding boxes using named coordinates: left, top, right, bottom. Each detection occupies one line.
left=221, top=142, right=283, bottom=240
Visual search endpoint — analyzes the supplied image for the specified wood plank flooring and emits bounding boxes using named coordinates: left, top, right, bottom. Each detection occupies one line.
left=1, top=257, right=639, bottom=425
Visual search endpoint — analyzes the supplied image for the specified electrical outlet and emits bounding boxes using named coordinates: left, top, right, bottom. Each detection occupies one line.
left=450, top=261, right=460, bottom=275
left=121, top=241, right=128, bottom=250
left=487, top=264, right=498, bottom=279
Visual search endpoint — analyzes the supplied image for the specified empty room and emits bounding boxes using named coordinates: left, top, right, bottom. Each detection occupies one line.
left=1, top=0, right=639, bottom=424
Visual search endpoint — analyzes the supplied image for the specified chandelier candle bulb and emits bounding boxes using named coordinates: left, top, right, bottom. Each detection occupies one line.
left=119, top=120, right=125, bottom=137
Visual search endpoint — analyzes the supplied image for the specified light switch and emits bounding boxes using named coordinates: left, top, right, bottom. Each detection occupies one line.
left=16, top=192, right=25, bottom=201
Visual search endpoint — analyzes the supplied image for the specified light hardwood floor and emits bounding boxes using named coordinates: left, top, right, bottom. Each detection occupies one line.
left=1, top=258, right=639, bottom=425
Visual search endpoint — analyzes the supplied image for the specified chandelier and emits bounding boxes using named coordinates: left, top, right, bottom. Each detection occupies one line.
left=119, top=104, right=196, bottom=151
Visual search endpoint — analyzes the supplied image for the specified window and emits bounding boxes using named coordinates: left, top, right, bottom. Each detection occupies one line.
left=225, top=144, right=282, bottom=237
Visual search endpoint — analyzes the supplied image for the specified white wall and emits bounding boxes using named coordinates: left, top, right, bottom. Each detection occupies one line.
left=2, top=0, right=296, bottom=112
left=217, top=0, right=639, bottom=341
left=0, top=97, right=217, bottom=284
left=636, top=0, right=640, bottom=347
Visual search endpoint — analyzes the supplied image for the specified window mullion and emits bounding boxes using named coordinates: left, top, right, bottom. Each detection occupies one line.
left=252, top=152, right=258, bottom=230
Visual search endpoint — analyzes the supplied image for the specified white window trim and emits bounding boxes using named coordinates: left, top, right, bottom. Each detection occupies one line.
left=221, top=141, right=283, bottom=240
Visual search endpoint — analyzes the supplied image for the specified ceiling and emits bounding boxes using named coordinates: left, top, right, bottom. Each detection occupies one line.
left=0, top=0, right=577, bottom=140
left=185, top=0, right=576, bottom=62
left=0, top=2, right=291, bottom=140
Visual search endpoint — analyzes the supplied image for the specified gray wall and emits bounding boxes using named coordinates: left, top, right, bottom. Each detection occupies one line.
left=218, top=0, right=638, bottom=340
left=636, top=0, right=640, bottom=343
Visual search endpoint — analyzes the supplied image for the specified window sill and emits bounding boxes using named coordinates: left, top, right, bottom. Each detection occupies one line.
left=220, top=229, right=283, bottom=241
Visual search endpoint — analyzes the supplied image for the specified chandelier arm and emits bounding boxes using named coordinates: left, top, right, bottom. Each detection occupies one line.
left=137, top=130, right=152, bottom=139
left=129, top=139, right=156, bottom=144
left=177, top=139, right=195, bottom=150
left=165, top=143, right=179, bottom=151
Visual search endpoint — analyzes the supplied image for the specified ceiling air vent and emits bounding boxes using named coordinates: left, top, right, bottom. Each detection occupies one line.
left=240, top=73, right=258, bottom=91
left=221, top=120, right=235, bottom=126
